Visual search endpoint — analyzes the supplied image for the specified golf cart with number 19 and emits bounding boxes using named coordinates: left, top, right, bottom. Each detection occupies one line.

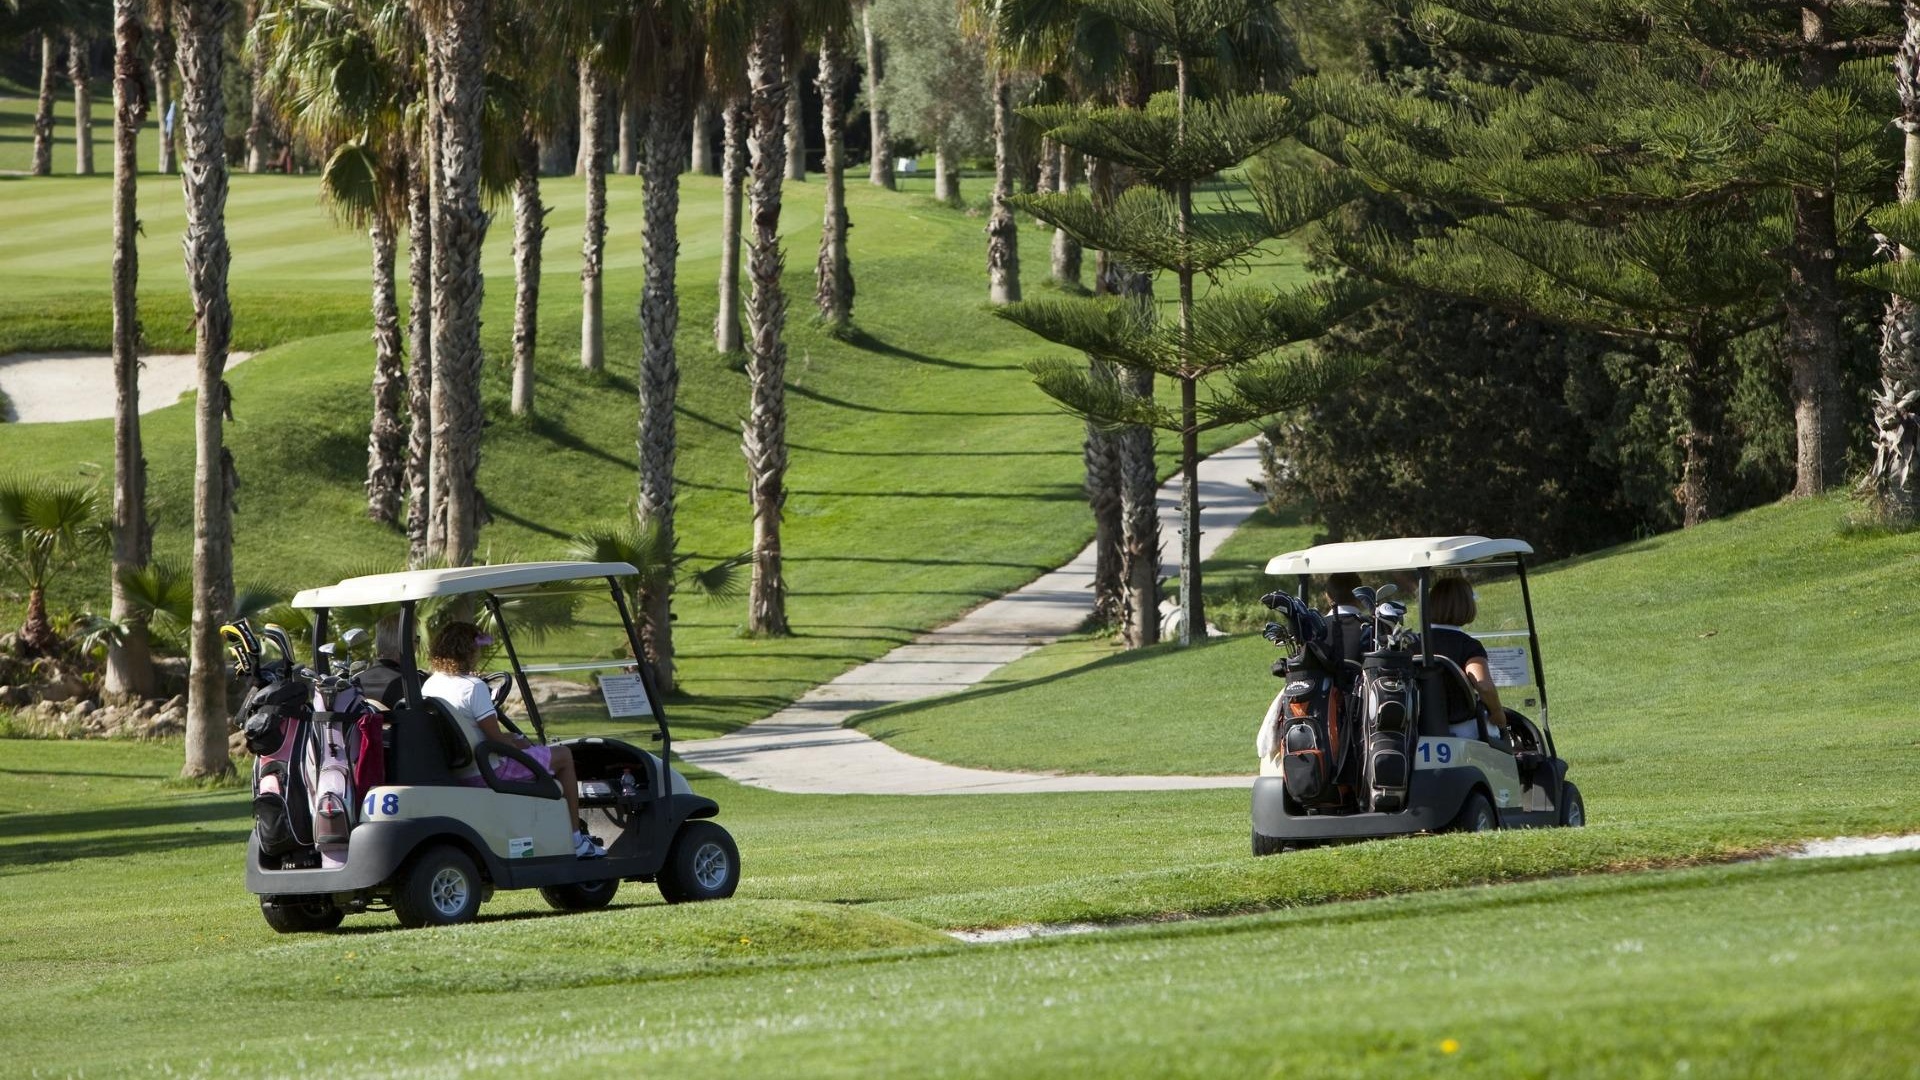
left=1251, top=536, right=1583, bottom=853
left=242, top=561, right=738, bottom=931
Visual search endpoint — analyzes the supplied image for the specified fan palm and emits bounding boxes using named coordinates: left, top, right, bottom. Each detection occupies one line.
left=569, top=518, right=744, bottom=689
left=107, top=0, right=154, bottom=696
left=0, top=477, right=108, bottom=658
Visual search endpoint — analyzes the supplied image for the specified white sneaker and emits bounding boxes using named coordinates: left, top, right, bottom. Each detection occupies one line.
left=573, top=831, right=606, bottom=859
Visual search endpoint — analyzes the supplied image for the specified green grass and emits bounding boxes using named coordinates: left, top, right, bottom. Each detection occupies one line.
left=4, top=733, right=1914, bottom=1080
left=0, top=158, right=1269, bottom=736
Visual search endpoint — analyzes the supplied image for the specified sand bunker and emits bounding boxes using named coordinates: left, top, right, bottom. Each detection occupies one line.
left=0, top=350, right=256, bottom=423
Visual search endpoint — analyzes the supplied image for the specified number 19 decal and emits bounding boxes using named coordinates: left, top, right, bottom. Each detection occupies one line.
left=1417, top=740, right=1453, bottom=765
left=362, top=792, right=401, bottom=817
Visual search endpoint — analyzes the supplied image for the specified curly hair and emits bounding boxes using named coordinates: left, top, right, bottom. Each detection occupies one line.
left=428, top=621, right=486, bottom=675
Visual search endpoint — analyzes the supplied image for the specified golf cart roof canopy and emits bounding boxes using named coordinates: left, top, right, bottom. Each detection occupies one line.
left=1264, top=536, right=1533, bottom=577
left=290, top=561, right=639, bottom=609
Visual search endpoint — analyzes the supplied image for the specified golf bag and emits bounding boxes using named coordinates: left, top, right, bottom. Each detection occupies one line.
left=1357, top=650, right=1416, bottom=812
left=1259, top=597, right=1373, bottom=811
left=242, top=676, right=315, bottom=859
left=1275, top=664, right=1349, bottom=808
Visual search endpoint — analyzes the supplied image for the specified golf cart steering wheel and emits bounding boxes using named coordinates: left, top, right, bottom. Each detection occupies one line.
left=482, top=671, right=515, bottom=711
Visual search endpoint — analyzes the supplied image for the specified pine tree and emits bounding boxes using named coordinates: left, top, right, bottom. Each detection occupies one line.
left=1001, top=0, right=1373, bottom=645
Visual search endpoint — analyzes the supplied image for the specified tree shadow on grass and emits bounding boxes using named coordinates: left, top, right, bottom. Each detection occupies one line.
left=0, top=798, right=249, bottom=868
left=846, top=639, right=1176, bottom=735
left=843, top=328, right=1022, bottom=372
left=790, top=441, right=1076, bottom=459
left=531, top=414, right=629, bottom=472
left=788, top=383, right=1054, bottom=418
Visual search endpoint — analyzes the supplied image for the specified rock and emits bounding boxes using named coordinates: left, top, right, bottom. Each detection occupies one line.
left=70, top=700, right=97, bottom=718
left=146, top=710, right=185, bottom=738
left=161, top=694, right=186, bottom=715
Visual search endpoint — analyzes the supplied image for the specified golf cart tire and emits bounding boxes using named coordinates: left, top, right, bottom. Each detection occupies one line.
left=1560, top=781, right=1586, bottom=827
left=540, top=878, right=619, bottom=912
left=1449, top=791, right=1497, bottom=834
left=1252, top=829, right=1295, bottom=856
left=260, top=897, right=345, bottom=934
left=657, top=821, right=740, bottom=904
left=393, top=843, right=483, bottom=928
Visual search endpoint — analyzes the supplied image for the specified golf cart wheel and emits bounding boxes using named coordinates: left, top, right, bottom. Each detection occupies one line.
left=260, top=897, right=345, bottom=934
left=1560, top=781, right=1586, bottom=827
left=1449, top=791, right=1497, bottom=834
left=540, top=878, right=619, bottom=912
left=393, top=844, right=483, bottom=928
left=1252, top=829, right=1290, bottom=857
left=657, top=821, right=740, bottom=904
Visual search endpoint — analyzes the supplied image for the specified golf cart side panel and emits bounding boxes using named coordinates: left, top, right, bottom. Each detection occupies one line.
left=246, top=817, right=508, bottom=897
left=1252, top=766, right=1484, bottom=840
left=366, top=785, right=574, bottom=861
left=1414, top=738, right=1525, bottom=811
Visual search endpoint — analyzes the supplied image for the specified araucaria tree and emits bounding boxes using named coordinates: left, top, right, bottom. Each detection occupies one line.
left=1003, top=0, right=1372, bottom=645
left=179, top=0, right=236, bottom=778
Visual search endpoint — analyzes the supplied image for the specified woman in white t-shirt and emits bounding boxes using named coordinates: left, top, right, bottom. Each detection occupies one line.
left=424, top=621, right=604, bottom=859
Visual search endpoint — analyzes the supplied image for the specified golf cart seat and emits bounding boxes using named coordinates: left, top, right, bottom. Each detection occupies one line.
left=385, top=700, right=474, bottom=785
left=1415, top=655, right=1485, bottom=739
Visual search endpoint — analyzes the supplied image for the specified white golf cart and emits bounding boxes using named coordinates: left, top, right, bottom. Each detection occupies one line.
left=1251, top=536, right=1583, bottom=853
left=244, top=561, right=739, bottom=930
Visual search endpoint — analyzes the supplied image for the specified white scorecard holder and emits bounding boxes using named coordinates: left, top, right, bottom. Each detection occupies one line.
left=1484, top=646, right=1530, bottom=688
left=597, top=673, right=653, bottom=718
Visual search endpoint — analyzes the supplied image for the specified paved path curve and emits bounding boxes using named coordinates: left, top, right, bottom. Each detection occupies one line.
left=677, top=439, right=1269, bottom=795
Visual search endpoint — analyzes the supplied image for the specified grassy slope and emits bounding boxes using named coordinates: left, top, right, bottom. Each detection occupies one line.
left=0, top=158, right=1265, bottom=736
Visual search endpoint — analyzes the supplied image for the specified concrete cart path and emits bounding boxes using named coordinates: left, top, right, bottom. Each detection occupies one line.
left=676, top=439, right=1269, bottom=795
left=0, top=351, right=257, bottom=423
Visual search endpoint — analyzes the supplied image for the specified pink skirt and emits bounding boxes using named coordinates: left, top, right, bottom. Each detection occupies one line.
left=461, top=743, right=554, bottom=786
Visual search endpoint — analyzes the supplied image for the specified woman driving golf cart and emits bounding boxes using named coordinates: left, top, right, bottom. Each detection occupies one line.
left=424, top=621, right=605, bottom=859
left=1425, top=576, right=1508, bottom=741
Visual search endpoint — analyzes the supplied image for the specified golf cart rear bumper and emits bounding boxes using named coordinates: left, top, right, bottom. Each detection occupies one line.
left=245, top=818, right=501, bottom=896
left=1251, top=773, right=1475, bottom=840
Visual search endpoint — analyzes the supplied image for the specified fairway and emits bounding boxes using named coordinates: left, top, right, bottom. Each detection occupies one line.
left=2, top=37, right=1916, bottom=1077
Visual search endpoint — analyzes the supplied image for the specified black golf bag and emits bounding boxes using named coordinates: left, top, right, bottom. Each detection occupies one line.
left=241, top=676, right=315, bottom=859
left=1270, top=611, right=1371, bottom=810
left=1357, top=650, right=1416, bottom=812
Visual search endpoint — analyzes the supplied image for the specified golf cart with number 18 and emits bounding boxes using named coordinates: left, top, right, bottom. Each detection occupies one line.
left=241, top=561, right=739, bottom=931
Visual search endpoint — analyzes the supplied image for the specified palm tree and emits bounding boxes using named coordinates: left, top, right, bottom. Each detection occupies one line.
left=69, top=30, right=94, bottom=174
left=509, top=127, right=546, bottom=415
left=862, top=1, right=891, bottom=188
left=0, top=477, right=107, bottom=658
left=568, top=517, right=743, bottom=690
left=243, top=0, right=278, bottom=171
left=743, top=0, right=794, bottom=635
left=984, top=70, right=1019, bottom=303
left=420, top=0, right=490, bottom=568
left=715, top=94, right=747, bottom=351
left=106, top=0, right=154, bottom=698
left=253, top=0, right=415, bottom=527
left=814, top=19, right=854, bottom=332
left=150, top=0, right=178, bottom=173
left=578, top=52, right=609, bottom=371
left=33, top=32, right=57, bottom=174
left=177, top=0, right=236, bottom=778
left=404, top=148, right=432, bottom=565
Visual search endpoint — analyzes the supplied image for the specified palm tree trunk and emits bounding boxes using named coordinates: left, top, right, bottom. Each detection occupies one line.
left=815, top=32, right=853, bottom=332
left=107, top=0, right=154, bottom=700
left=691, top=97, right=716, bottom=175
left=618, top=89, right=640, bottom=176
left=1871, top=4, right=1920, bottom=524
left=1052, top=145, right=1082, bottom=288
left=1173, top=59, right=1201, bottom=645
left=244, top=0, right=273, bottom=173
left=716, top=97, right=746, bottom=353
left=580, top=62, right=608, bottom=372
left=1786, top=7, right=1846, bottom=497
left=863, top=5, right=892, bottom=189
left=404, top=156, right=433, bottom=567
left=366, top=216, right=406, bottom=523
left=637, top=72, right=690, bottom=693
left=32, top=34, right=56, bottom=176
left=1082, top=367, right=1123, bottom=627
left=511, top=132, right=546, bottom=417
left=745, top=17, right=792, bottom=637
left=179, top=0, right=234, bottom=779
left=784, top=65, right=805, bottom=181
left=425, top=0, right=489, bottom=567
left=70, top=32, right=94, bottom=176
left=153, top=16, right=177, bottom=175
left=1111, top=266, right=1158, bottom=648
left=934, top=137, right=958, bottom=203
left=987, top=73, right=1019, bottom=305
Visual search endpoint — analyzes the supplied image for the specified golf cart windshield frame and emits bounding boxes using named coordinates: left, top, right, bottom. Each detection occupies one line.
left=299, top=565, right=673, bottom=803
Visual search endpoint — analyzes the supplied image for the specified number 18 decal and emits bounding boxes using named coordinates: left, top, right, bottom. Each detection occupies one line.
left=362, top=792, right=401, bottom=817
left=1417, top=740, right=1453, bottom=765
